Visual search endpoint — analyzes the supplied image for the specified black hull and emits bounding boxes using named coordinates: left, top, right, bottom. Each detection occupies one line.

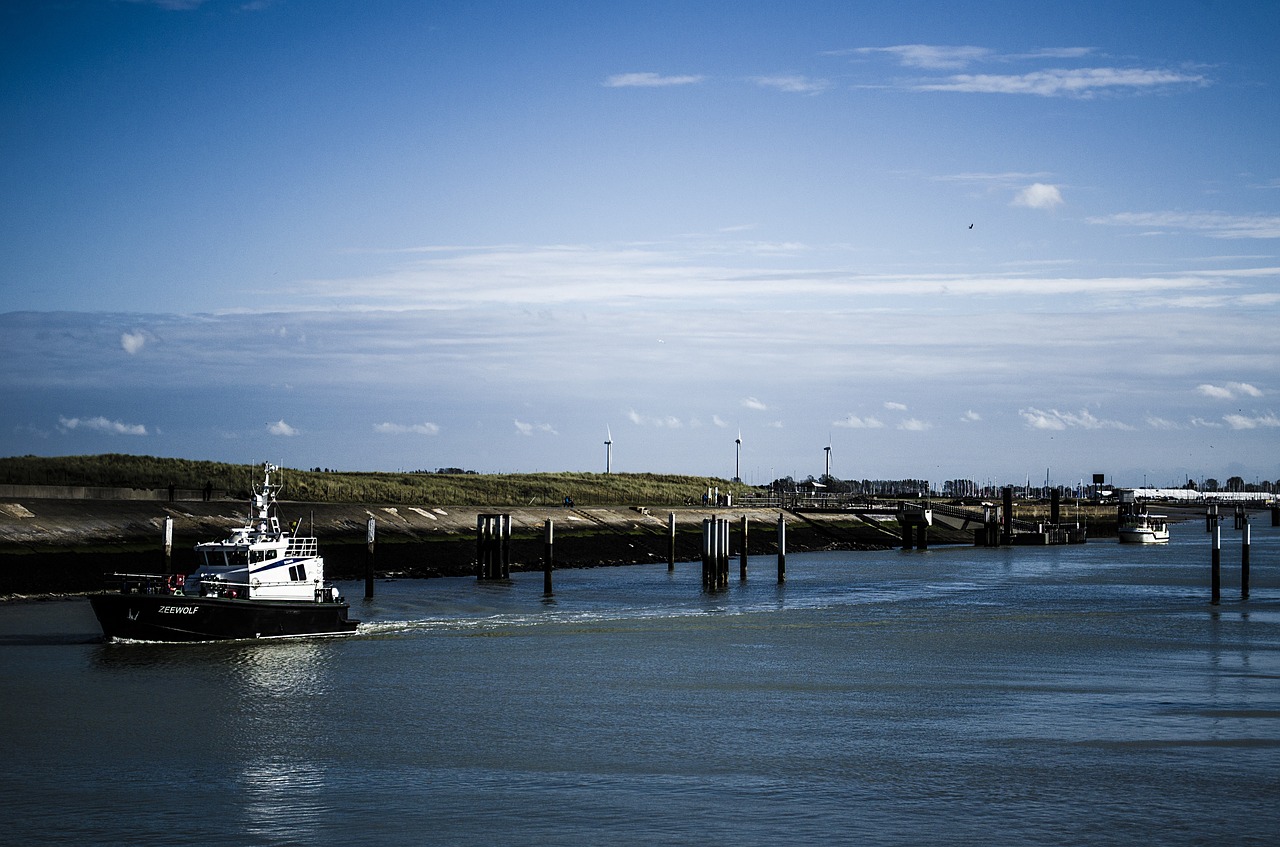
left=89, top=592, right=359, bottom=642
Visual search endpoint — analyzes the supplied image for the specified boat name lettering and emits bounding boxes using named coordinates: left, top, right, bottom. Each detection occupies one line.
left=158, top=605, right=198, bottom=615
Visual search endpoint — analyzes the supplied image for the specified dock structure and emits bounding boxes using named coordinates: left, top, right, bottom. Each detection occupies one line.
left=476, top=513, right=512, bottom=581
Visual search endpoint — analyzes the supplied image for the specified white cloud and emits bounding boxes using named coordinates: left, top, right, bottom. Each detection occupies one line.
left=267, top=419, right=298, bottom=436
left=1019, top=408, right=1133, bottom=431
left=833, top=414, right=884, bottom=429
left=751, top=75, right=830, bottom=95
left=883, top=401, right=908, bottom=411
left=514, top=420, right=558, bottom=436
left=1089, top=211, right=1280, bottom=239
left=604, top=72, right=704, bottom=88
left=1190, top=417, right=1223, bottom=428
left=961, top=410, right=982, bottom=423
left=58, top=415, right=147, bottom=436
left=1223, top=412, right=1280, bottom=430
left=1145, top=416, right=1181, bottom=430
left=1012, top=183, right=1064, bottom=210
left=898, top=418, right=931, bottom=431
left=1198, top=382, right=1263, bottom=400
left=373, top=422, right=440, bottom=435
left=917, top=67, right=1206, bottom=98
left=853, top=45, right=992, bottom=70
left=120, top=331, right=146, bottom=355
left=741, top=396, right=768, bottom=411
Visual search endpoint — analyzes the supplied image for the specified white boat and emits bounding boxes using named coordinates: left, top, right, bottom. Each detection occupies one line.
left=1118, top=513, right=1171, bottom=544
left=89, top=463, right=359, bottom=641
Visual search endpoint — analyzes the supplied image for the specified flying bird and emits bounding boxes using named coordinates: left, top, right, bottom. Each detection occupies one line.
left=968, top=223, right=974, bottom=229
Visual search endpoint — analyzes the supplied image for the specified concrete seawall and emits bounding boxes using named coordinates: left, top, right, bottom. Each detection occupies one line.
left=3, top=496, right=960, bottom=595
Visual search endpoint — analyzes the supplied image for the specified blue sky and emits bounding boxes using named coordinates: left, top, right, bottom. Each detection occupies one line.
left=2, top=0, right=1278, bottom=489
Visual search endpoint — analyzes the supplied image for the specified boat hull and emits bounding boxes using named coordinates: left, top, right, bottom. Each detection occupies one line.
left=1117, top=529, right=1170, bottom=544
left=89, top=592, right=359, bottom=642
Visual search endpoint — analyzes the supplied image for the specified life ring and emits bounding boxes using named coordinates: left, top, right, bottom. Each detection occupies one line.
left=168, top=573, right=185, bottom=593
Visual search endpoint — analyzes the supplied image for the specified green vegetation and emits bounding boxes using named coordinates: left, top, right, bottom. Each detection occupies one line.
left=0, top=454, right=748, bottom=506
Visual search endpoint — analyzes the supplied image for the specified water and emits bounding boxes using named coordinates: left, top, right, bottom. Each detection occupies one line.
left=3, top=525, right=1278, bottom=845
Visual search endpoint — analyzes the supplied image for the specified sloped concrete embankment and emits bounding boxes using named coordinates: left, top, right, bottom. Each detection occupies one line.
left=0, top=498, right=977, bottom=595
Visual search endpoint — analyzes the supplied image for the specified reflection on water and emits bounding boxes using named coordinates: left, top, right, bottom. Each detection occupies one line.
left=239, top=756, right=327, bottom=845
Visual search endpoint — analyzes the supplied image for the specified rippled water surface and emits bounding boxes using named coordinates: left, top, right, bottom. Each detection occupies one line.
left=3, top=524, right=1279, bottom=845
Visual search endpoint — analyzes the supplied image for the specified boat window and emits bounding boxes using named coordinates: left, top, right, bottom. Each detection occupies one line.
left=289, top=564, right=308, bottom=582
left=266, top=549, right=278, bottom=560
left=249, top=549, right=265, bottom=564
left=226, top=550, right=248, bottom=568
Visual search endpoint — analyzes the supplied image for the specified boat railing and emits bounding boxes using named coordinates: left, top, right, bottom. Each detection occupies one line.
left=105, top=572, right=184, bottom=595
left=285, top=536, right=319, bottom=558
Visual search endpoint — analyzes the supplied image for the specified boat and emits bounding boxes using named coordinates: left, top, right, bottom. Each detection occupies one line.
left=89, top=463, right=359, bottom=642
left=1117, top=512, right=1171, bottom=544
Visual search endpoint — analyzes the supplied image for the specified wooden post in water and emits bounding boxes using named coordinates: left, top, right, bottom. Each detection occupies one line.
left=543, top=518, right=554, bottom=596
left=162, top=516, right=173, bottom=574
left=719, top=518, right=730, bottom=588
left=501, top=514, right=512, bottom=579
left=740, top=515, right=749, bottom=581
left=668, top=512, right=676, bottom=572
left=1206, top=503, right=1218, bottom=532
left=475, top=514, right=486, bottom=579
left=1211, top=525, right=1221, bottom=605
left=700, top=518, right=711, bottom=587
left=1241, top=521, right=1250, bottom=601
left=365, top=516, right=376, bottom=599
left=1272, top=505, right=1279, bottom=527
left=777, top=513, right=786, bottom=583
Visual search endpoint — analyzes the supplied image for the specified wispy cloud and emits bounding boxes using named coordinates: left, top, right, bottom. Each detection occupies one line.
left=514, top=420, right=558, bottom=436
left=373, top=422, right=441, bottom=435
left=916, top=67, right=1207, bottom=98
left=1197, top=382, right=1263, bottom=400
left=741, top=397, right=768, bottom=411
left=1091, top=211, right=1280, bottom=239
left=883, top=401, right=908, bottom=411
left=1019, top=408, right=1133, bottom=431
left=1223, top=412, right=1280, bottom=430
left=58, top=415, right=147, bottom=435
left=1012, top=183, right=1064, bottom=209
left=833, top=414, right=884, bottom=429
left=750, top=75, right=830, bottom=95
left=849, top=45, right=993, bottom=70
left=898, top=418, right=931, bottom=431
left=960, top=410, right=982, bottom=423
left=267, top=419, right=298, bottom=436
left=628, top=410, right=684, bottom=428
left=604, top=72, right=704, bottom=88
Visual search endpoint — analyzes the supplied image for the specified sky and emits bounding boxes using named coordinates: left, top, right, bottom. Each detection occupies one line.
left=2, top=0, right=1278, bottom=489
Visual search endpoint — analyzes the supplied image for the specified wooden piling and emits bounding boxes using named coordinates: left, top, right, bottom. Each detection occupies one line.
left=1242, top=522, right=1250, bottom=601
left=1002, top=487, right=1014, bottom=545
left=668, top=511, right=676, bottom=571
left=740, top=515, right=749, bottom=581
left=476, top=513, right=511, bottom=581
left=1211, top=525, right=1221, bottom=605
left=163, top=516, right=173, bottom=574
left=543, top=518, right=554, bottom=596
left=365, top=516, right=376, bottom=599
left=777, top=513, right=786, bottom=583
left=1272, top=505, right=1279, bottom=527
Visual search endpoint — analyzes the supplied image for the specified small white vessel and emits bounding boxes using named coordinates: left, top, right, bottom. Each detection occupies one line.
left=1118, top=513, right=1171, bottom=544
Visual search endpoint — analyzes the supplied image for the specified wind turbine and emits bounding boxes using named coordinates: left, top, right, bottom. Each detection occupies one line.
left=824, top=440, right=832, bottom=482
left=604, top=426, right=613, bottom=474
left=734, top=429, right=742, bottom=483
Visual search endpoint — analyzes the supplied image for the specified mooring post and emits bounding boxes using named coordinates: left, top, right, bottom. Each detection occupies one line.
left=700, top=518, right=711, bottom=587
left=1211, top=525, right=1221, bottom=605
left=1206, top=503, right=1218, bottom=532
left=501, top=513, right=512, bottom=580
left=777, top=513, right=786, bottom=583
left=1242, top=521, right=1250, bottom=601
left=543, top=518, right=554, bottom=596
left=719, top=518, right=730, bottom=588
left=162, top=516, right=173, bottom=574
left=918, top=523, right=928, bottom=551
left=740, top=515, right=749, bottom=581
left=1272, top=504, right=1279, bottom=527
left=1002, top=487, right=1014, bottom=545
left=365, top=516, right=376, bottom=599
left=668, top=511, right=676, bottom=572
